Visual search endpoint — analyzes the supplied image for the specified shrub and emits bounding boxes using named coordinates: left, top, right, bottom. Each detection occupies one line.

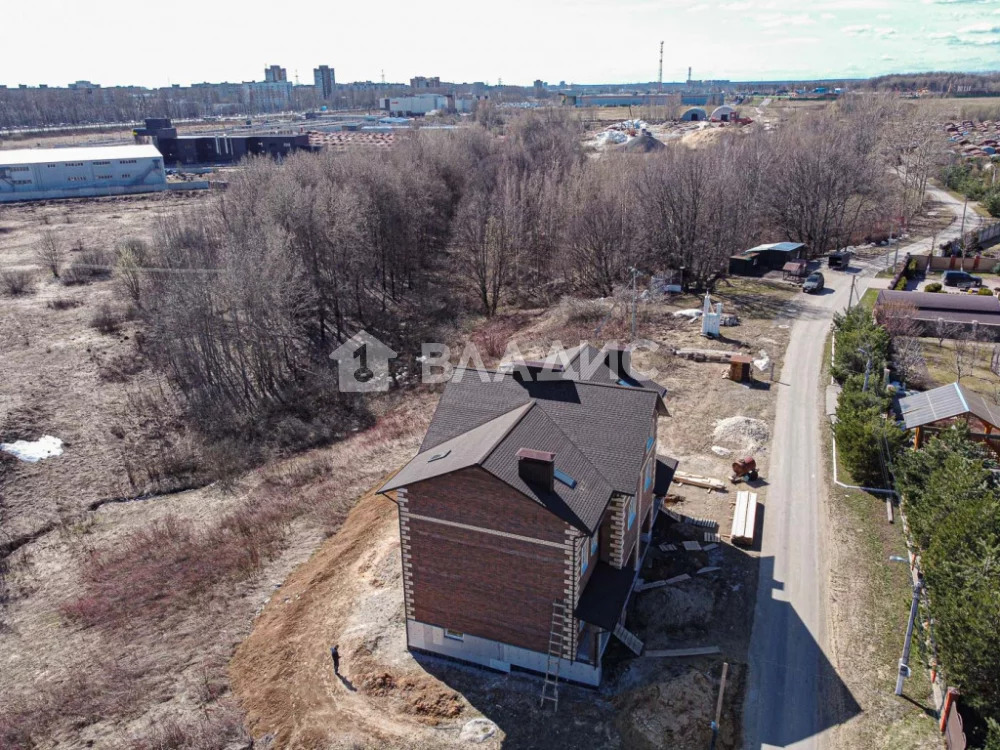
left=62, top=248, right=112, bottom=285
left=978, top=287, right=995, bottom=296
left=831, top=306, right=890, bottom=384
left=0, top=268, right=36, bottom=296
left=46, top=297, right=82, bottom=311
left=559, top=296, right=611, bottom=325
left=893, top=275, right=907, bottom=291
left=925, top=282, right=942, bottom=293
left=89, top=303, right=121, bottom=334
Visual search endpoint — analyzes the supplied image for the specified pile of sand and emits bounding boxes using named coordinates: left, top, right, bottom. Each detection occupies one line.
left=712, top=416, right=770, bottom=453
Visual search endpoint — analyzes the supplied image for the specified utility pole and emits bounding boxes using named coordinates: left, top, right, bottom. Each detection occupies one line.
left=658, top=41, right=664, bottom=93
left=630, top=266, right=639, bottom=340
left=895, top=577, right=924, bottom=696
left=861, top=346, right=873, bottom=392
left=960, top=195, right=969, bottom=257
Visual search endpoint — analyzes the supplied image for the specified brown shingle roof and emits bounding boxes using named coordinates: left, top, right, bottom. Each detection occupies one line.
left=875, top=290, right=1000, bottom=327
left=421, top=367, right=661, bottom=493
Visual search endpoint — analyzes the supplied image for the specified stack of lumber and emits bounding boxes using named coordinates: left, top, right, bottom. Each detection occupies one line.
left=730, top=490, right=758, bottom=547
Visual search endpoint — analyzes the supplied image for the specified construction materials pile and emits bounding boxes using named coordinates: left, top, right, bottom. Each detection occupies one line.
left=713, top=416, right=770, bottom=454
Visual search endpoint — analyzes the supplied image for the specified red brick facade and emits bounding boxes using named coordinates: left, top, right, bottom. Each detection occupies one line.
left=399, top=416, right=660, bottom=657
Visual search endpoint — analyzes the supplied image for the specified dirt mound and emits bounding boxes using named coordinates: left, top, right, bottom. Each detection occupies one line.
left=615, top=670, right=715, bottom=749
left=712, top=416, right=770, bottom=453
left=615, top=664, right=746, bottom=750
left=621, top=134, right=666, bottom=153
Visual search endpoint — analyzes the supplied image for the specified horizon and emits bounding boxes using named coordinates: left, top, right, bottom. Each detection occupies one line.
left=3, top=0, right=1000, bottom=89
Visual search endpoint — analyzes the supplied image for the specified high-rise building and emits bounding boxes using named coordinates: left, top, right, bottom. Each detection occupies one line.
left=313, top=65, right=335, bottom=99
left=264, top=65, right=287, bottom=83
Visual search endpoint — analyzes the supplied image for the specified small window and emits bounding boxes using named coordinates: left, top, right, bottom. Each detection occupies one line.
left=580, top=538, right=590, bottom=574
left=627, top=495, right=636, bottom=529
left=428, top=449, right=451, bottom=462
left=443, top=628, right=464, bottom=641
left=590, top=534, right=598, bottom=558
left=554, top=468, right=577, bottom=489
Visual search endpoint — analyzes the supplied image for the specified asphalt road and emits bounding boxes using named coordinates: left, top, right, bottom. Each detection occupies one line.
left=742, top=186, right=982, bottom=750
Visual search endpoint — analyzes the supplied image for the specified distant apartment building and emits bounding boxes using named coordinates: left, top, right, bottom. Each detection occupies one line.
left=264, top=65, right=287, bottom=83
left=314, top=65, right=336, bottom=100
left=410, top=76, right=441, bottom=89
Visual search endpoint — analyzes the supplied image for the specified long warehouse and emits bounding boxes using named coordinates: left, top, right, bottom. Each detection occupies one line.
left=0, top=144, right=167, bottom=202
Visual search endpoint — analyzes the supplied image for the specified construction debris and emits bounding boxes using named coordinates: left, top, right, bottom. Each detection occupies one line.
left=713, top=416, right=770, bottom=453
left=659, top=543, right=677, bottom=552
left=682, top=541, right=702, bottom=551
left=697, top=566, right=721, bottom=575
left=636, top=580, right=668, bottom=592
left=675, top=348, right=739, bottom=363
left=703, top=543, right=718, bottom=551
left=711, top=445, right=732, bottom=457
left=665, top=573, right=692, bottom=585
left=673, top=471, right=727, bottom=491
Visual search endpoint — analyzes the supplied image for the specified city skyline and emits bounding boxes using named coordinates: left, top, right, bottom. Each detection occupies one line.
left=3, top=0, right=999, bottom=89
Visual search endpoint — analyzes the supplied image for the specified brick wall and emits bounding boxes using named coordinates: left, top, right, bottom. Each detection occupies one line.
left=403, top=466, right=574, bottom=654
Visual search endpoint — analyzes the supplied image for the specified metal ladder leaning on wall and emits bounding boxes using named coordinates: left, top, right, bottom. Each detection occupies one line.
left=540, top=599, right=567, bottom=710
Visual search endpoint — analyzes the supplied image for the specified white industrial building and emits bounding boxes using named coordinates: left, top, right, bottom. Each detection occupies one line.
left=379, top=94, right=449, bottom=116
left=0, top=144, right=167, bottom=203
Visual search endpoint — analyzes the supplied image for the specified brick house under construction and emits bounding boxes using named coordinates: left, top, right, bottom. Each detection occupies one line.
left=378, top=345, right=679, bottom=688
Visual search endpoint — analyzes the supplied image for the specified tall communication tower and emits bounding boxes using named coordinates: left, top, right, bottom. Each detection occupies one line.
left=658, top=41, right=664, bottom=92
left=687, top=66, right=692, bottom=85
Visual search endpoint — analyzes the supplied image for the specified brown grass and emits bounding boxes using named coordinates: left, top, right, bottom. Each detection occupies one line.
left=63, top=494, right=296, bottom=631
left=0, top=268, right=36, bottom=296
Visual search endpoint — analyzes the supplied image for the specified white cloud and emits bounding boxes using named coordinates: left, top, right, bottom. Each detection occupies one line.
left=841, top=23, right=873, bottom=33
left=959, top=22, right=1000, bottom=31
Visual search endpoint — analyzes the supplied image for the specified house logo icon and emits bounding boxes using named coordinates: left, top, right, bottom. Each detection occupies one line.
left=330, top=331, right=397, bottom=393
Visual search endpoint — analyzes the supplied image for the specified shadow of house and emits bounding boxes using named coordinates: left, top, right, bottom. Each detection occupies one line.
left=744, top=555, right=862, bottom=749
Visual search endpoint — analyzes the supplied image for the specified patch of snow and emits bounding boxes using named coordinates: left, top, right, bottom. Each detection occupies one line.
left=672, top=308, right=703, bottom=319
left=460, top=718, right=499, bottom=743
left=711, top=446, right=732, bottom=457
left=1, top=435, right=63, bottom=462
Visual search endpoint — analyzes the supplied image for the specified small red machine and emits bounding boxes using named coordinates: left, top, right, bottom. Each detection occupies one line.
left=730, top=456, right=759, bottom=483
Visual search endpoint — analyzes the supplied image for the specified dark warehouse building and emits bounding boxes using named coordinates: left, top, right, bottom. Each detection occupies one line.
left=134, top=118, right=313, bottom=166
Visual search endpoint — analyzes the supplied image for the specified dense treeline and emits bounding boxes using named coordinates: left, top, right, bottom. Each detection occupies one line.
left=896, top=428, right=1000, bottom=746
left=131, top=99, right=915, bottom=444
left=0, top=85, right=382, bottom=130
left=865, top=72, right=1000, bottom=96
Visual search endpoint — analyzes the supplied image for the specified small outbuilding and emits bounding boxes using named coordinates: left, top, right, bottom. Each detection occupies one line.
left=728, top=242, right=807, bottom=276
left=898, top=382, right=1000, bottom=452
left=711, top=105, right=738, bottom=122
left=681, top=107, right=707, bottom=122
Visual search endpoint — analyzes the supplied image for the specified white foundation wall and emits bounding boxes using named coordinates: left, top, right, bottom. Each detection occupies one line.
left=406, top=619, right=602, bottom=687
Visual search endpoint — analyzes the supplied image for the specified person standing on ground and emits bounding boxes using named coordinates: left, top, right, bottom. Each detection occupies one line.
left=330, top=645, right=340, bottom=675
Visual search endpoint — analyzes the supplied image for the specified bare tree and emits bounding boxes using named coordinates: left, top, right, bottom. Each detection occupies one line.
left=879, top=300, right=924, bottom=385
left=35, top=230, right=64, bottom=278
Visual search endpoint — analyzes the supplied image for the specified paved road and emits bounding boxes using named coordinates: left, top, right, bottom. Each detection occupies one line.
left=742, top=185, right=981, bottom=749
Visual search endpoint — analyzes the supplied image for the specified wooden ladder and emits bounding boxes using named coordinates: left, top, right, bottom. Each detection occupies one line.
left=613, top=622, right=644, bottom=656
left=540, top=599, right=567, bottom=710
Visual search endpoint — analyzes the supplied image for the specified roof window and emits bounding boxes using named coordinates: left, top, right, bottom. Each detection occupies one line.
left=554, top=468, right=577, bottom=489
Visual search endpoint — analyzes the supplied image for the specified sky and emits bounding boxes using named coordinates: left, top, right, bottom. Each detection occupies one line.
left=2, top=0, right=999, bottom=88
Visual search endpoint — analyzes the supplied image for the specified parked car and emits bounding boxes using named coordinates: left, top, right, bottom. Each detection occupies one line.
left=943, top=270, right=983, bottom=288
left=803, top=272, right=824, bottom=293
